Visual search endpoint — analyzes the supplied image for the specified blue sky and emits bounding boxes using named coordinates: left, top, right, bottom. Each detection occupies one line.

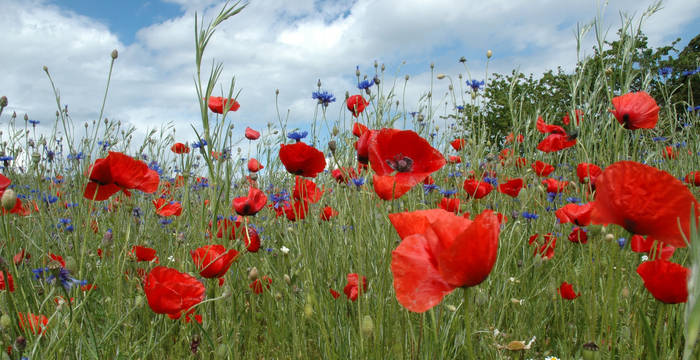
left=1, top=0, right=698, bottom=148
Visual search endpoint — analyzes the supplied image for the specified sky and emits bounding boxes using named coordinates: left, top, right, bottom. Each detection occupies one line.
left=1, top=0, right=698, bottom=150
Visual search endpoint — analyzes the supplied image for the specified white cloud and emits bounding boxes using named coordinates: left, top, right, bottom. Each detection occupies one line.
left=0, top=0, right=697, bottom=154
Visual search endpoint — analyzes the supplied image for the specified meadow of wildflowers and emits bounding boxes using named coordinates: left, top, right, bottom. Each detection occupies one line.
left=0, top=1, right=699, bottom=359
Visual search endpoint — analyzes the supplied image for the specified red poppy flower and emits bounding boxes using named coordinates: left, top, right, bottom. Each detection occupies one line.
left=529, top=233, right=556, bottom=259
left=438, top=197, right=460, bottom=213
left=293, top=176, right=323, bottom=203
left=232, top=187, right=267, bottom=216
left=568, top=227, right=588, bottom=244
left=0, top=271, right=14, bottom=292
left=636, top=259, right=688, bottom=304
left=463, top=179, right=493, bottom=199
left=562, top=109, right=584, bottom=126
left=352, top=122, right=368, bottom=137
left=423, top=176, right=435, bottom=185
left=450, top=138, right=466, bottom=151
left=590, top=161, right=700, bottom=248
left=343, top=273, right=368, bottom=301
left=249, top=276, right=272, bottom=294
left=505, top=133, right=524, bottom=144
left=208, top=96, right=240, bottom=114
left=555, top=202, right=593, bottom=226
left=354, top=129, right=376, bottom=164
left=153, top=198, right=182, bottom=217
left=320, top=206, right=339, bottom=221
left=329, top=288, right=341, bottom=299
left=685, top=171, right=700, bottom=186
left=240, top=226, right=261, bottom=252
left=84, top=152, right=159, bottom=201
left=576, top=163, right=602, bottom=184
left=536, top=116, right=577, bottom=152
left=347, top=95, right=369, bottom=117
left=49, top=253, right=66, bottom=268
left=331, top=167, right=358, bottom=183
left=532, top=160, right=555, bottom=177
left=609, top=91, right=659, bottom=130
left=18, top=313, right=48, bottom=335
left=497, top=178, right=523, bottom=198
left=448, top=155, right=462, bottom=164
left=279, top=142, right=326, bottom=178
left=144, top=266, right=205, bottom=318
left=542, top=178, right=568, bottom=193
left=662, top=146, right=678, bottom=160
left=629, top=235, right=675, bottom=261
left=245, top=127, right=260, bottom=140
left=171, top=142, right=190, bottom=154
left=284, top=200, right=309, bottom=221
left=13, top=249, right=29, bottom=265
left=514, top=157, right=528, bottom=168
left=558, top=282, right=580, bottom=300
left=191, top=245, right=239, bottom=279
left=389, top=209, right=499, bottom=312
left=130, top=246, right=159, bottom=263
left=215, top=217, right=242, bottom=240
left=247, top=158, right=264, bottom=172
left=368, top=129, right=446, bottom=200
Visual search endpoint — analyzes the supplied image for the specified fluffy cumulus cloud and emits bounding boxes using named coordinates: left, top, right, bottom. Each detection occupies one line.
left=0, top=0, right=697, bottom=148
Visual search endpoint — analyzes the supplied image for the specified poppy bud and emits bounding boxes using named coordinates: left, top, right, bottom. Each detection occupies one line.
left=1, top=189, right=16, bottom=211
left=0, top=96, right=7, bottom=107
left=11, top=111, right=16, bottom=118
left=446, top=304, right=457, bottom=312
left=604, top=233, right=615, bottom=241
left=361, top=315, right=374, bottom=338
left=381, top=63, right=385, bottom=71
left=331, top=125, right=339, bottom=136
left=248, top=267, right=259, bottom=282
left=283, top=274, right=291, bottom=285
left=317, top=79, right=321, bottom=88
left=417, top=114, right=424, bottom=122
left=0, top=314, right=10, bottom=329
left=23, top=113, right=28, bottom=121
left=582, top=342, right=599, bottom=360
left=31, top=152, right=40, bottom=164
left=275, top=89, right=279, bottom=95
left=430, top=62, right=434, bottom=69
left=486, top=50, right=493, bottom=59
left=111, top=49, right=118, bottom=59
left=605, top=67, right=613, bottom=75
left=373, top=76, right=380, bottom=85
left=328, top=140, right=336, bottom=153
left=437, top=74, right=446, bottom=80
left=43, top=65, right=48, bottom=72
left=134, top=295, right=144, bottom=308
left=355, top=67, right=361, bottom=77
left=405, top=74, right=409, bottom=81
left=304, top=303, right=313, bottom=319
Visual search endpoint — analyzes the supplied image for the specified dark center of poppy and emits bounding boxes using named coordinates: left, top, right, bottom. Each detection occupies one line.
left=623, top=218, right=637, bottom=234
left=566, top=129, right=578, bottom=141
left=622, top=113, right=631, bottom=129
left=385, top=153, right=414, bottom=173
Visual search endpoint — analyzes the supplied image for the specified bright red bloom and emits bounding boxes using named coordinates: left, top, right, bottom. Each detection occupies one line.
left=529, top=233, right=556, bottom=259
left=352, top=122, right=368, bottom=137
left=591, top=161, right=700, bottom=248
left=171, top=142, right=190, bottom=154
left=685, top=171, right=700, bottom=186
left=562, top=109, right=584, bottom=126
left=153, top=198, right=182, bottom=217
left=346, top=95, right=369, bottom=117
left=536, top=116, right=577, bottom=152
left=343, top=273, right=368, bottom=301
left=662, top=146, right=678, bottom=160
left=555, top=202, right=593, bottom=226
left=568, top=227, right=588, bottom=244
left=636, top=259, right=688, bottom=304
left=354, top=129, right=376, bottom=164
left=532, top=160, right=555, bottom=177
left=279, top=142, right=326, bottom=178
left=610, top=91, right=659, bottom=130
left=247, top=158, right=264, bottom=172
left=498, top=178, right=523, bottom=198
left=505, top=133, right=524, bottom=144
left=191, top=245, right=239, bottom=279
left=576, top=163, right=602, bottom=184
left=18, top=313, right=48, bottom=335
left=448, top=155, right=462, bottom=164
left=368, top=129, right=445, bottom=200
left=389, top=209, right=500, bottom=312
left=558, top=282, right=580, bottom=300
left=144, top=266, right=205, bottom=319
left=329, top=288, right=341, bottom=299
left=630, top=235, right=675, bottom=261
left=240, top=226, right=261, bottom=252
left=320, top=206, right=339, bottom=221
left=0, top=271, right=14, bottom=292
left=331, top=167, right=358, bottom=183
left=463, top=179, right=493, bottom=199
left=84, top=152, right=159, bottom=201
left=130, top=246, right=159, bottom=263
left=208, top=96, right=240, bottom=114
left=249, top=276, right=272, bottom=294
left=245, top=127, right=260, bottom=140
left=450, top=138, right=466, bottom=151
left=215, top=217, right=242, bottom=240
left=542, top=178, right=568, bottom=193
left=284, top=200, right=309, bottom=221
left=293, top=176, right=323, bottom=203
left=438, top=197, right=460, bottom=213
left=232, top=187, right=267, bottom=216
left=49, top=253, right=66, bottom=268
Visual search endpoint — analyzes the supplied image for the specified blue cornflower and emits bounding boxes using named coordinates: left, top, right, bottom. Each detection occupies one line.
left=409, top=112, right=418, bottom=118
left=675, top=141, right=687, bottom=148
left=566, top=197, right=581, bottom=203
left=28, top=119, right=40, bottom=126
left=270, top=190, right=290, bottom=208
left=681, top=68, right=699, bottom=77
left=618, top=237, right=626, bottom=249
left=33, top=267, right=87, bottom=291
left=357, top=79, right=374, bottom=90
left=423, top=184, right=439, bottom=194
left=483, top=176, right=498, bottom=186
left=522, top=211, right=538, bottom=220
left=159, top=218, right=173, bottom=225
left=687, top=105, right=700, bottom=112
left=287, top=131, right=308, bottom=141
left=192, top=139, right=207, bottom=149
left=447, top=171, right=463, bottom=178
left=132, top=207, right=142, bottom=217
left=440, top=189, right=458, bottom=197
left=456, top=105, right=465, bottom=111
left=652, top=136, right=667, bottom=142
left=312, top=90, right=336, bottom=107
left=98, top=140, right=110, bottom=151
left=467, top=79, right=485, bottom=92
left=58, top=218, right=71, bottom=226
left=66, top=152, right=83, bottom=160
left=0, top=156, right=13, bottom=162
left=658, top=67, right=673, bottom=78
left=148, top=161, right=164, bottom=176
left=351, top=177, right=365, bottom=189
left=546, top=192, right=562, bottom=203
left=42, top=194, right=58, bottom=204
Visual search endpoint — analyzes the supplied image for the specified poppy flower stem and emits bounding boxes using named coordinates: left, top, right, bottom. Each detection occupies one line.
left=209, top=278, right=217, bottom=324
left=463, top=287, right=474, bottom=358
